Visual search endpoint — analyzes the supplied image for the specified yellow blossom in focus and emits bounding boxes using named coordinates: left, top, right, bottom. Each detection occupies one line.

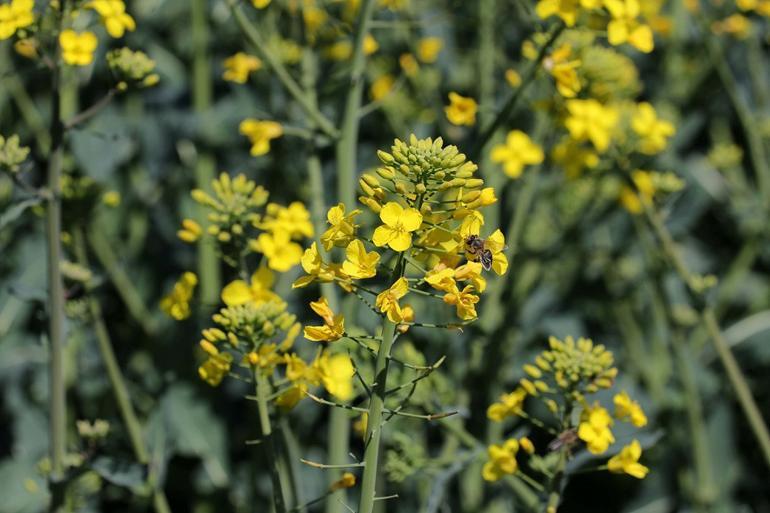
left=445, top=92, right=477, bottom=126
left=198, top=352, right=233, bottom=386
left=605, top=0, right=654, bottom=53
left=304, top=297, right=345, bottom=342
left=619, top=169, right=656, bottom=214
left=370, top=74, right=395, bottom=101
left=223, top=52, right=262, bottom=83
left=614, top=391, right=647, bottom=427
left=487, top=388, right=527, bottom=421
left=321, top=203, right=361, bottom=250
left=417, top=37, right=442, bottom=63
left=425, top=265, right=457, bottom=293
left=490, top=130, right=544, bottom=179
left=375, top=277, right=409, bottom=322
left=252, top=230, right=304, bottom=272
left=293, top=242, right=336, bottom=288
left=317, top=353, right=355, bottom=400
left=59, top=30, right=98, bottom=66
left=372, top=202, right=423, bottom=252
left=577, top=402, right=615, bottom=454
left=607, top=440, right=649, bottom=478
left=262, top=202, right=314, bottom=239
left=482, top=439, right=519, bottom=482
left=160, top=272, right=198, bottom=320
left=443, top=284, right=479, bottom=320
left=632, top=102, right=675, bottom=155
left=239, top=119, right=283, bottom=156
left=342, top=239, right=380, bottom=279
left=564, top=99, right=619, bottom=152
left=89, top=0, right=136, bottom=38
left=221, top=266, right=280, bottom=306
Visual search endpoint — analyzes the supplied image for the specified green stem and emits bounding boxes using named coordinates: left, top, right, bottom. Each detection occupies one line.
left=543, top=450, right=567, bottom=513
left=472, top=21, right=565, bottom=157
left=357, top=256, right=404, bottom=513
left=227, top=0, right=338, bottom=139
left=641, top=202, right=770, bottom=469
left=47, top=57, right=67, bottom=513
left=72, top=228, right=172, bottom=513
left=255, top=369, right=288, bottom=513
left=191, top=0, right=221, bottom=308
left=335, top=0, right=376, bottom=208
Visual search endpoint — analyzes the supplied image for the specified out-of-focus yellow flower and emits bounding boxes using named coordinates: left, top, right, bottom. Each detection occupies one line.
left=372, top=202, right=423, bottom=252
left=221, top=266, right=279, bottom=306
left=544, top=44, right=582, bottom=98
left=417, top=37, right=442, bottom=63
left=505, top=68, right=522, bottom=87
left=239, top=119, right=283, bottom=156
left=370, top=74, right=395, bottom=101
left=14, top=38, right=38, bottom=58
left=177, top=218, right=202, bottom=243
left=608, top=440, right=649, bottom=478
left=552, top=138, right=599, bottom=179
left=577, top=402, right=615, bottom=454
left=198, top=352, right=233, bottom=386
left=160, top=272, right=198, bottom=320
left=375, top=277, right=409, bottom=322
left=632, top=102, right=675, bottom=155
left=378, top=0, right=408, bottom=10
left=304, top=297, right=345, bottom=342
left=252, top=230, right=304, bottom=272
left=737, top=0, right=770, bottom=15
left=223, top=52, right=262, bottom=83
left=321, top=203, right=360, bottom=250
left=482, top=439, right=519, bottom=481
left=712, top=14, right=753, bottom=39
left=330, top=472, right=357, bottom=491
left=487, top=388, right=528, bottom=421
left=364, top=34, right=379, bottom=55
left=89, top=0, right=136, bottom=38
left=445, top=92, right=477, bottom=126
left=102, top=190, right=121, bottom=207
left=535, top=0, right=601, bottom=26
left=605, top=0, right=654, bottom=53
left=0, top=0, right=34, bottom=40
left=399, top=53, right=419, bottom=76
left=519, top=437, right=535, bottom=454
left=564, top=99, right=619, bottom=152
left=619, top=169, right=656, bottom=214
left=342, top=239, right=379, bottom=279
left=59, top=30, right=98, bottom=66
left=252, top=0, right=271, bottom=8
left=317, top=352, right=355, bottom=400
left=325, top=40, right=352, bottom=61
left=490, top=130, right=544, bottom=179
left=614, top=391, right=648, bottom=427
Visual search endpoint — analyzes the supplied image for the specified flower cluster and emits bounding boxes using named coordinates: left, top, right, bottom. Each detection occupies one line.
left=160, top=272, right=198, bottom=321
left=88, top=0, right=136, bottom=38
left=182, top=173, right=312, bottom=272
left=106, top=48, right=159, bottom=89
left=0, top=134, right=30, bottom=174
left=0, top=0, right=33, bottom=41
left=484, top=336, right=649, bottom=481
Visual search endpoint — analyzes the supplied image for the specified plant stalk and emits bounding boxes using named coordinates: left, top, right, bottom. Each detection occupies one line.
left=255, top=368, right=288, bottom=513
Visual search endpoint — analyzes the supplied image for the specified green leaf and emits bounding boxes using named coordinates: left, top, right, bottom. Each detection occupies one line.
left=0, top=197, right=41, bottom=231
left=90, top=456, right=147, bottom=493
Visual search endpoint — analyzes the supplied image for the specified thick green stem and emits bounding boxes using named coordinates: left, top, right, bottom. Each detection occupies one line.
left=255, top=369, right=288, bottom=513
left=227, top=0, right=338, bottom=139
left=47, top=63, right=67, bottom=513
left=335, top=0, right=376, bottom=208
left=191, top=0, right=221, bottom=307
left=357, top=257, right=404, bottom=513
left=543, top=450, right=567, bottom=513
left=641, top=203, right=770, bottom=469
left=72, top=228, right=171, bottom=513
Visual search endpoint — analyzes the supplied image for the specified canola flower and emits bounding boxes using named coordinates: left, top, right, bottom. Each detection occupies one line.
left=59, top=30, right=98, bottom=66
left=0, top=0, right=33, bottom=40
left=239, top=119, right=283, bottom=156
left=417, top=37, right=442, bottom=63
left=88, top=0, right=136, bottom=38
left=160, top=272, right=198, bottom=320
left=445, top=92, right=477, bottom=126
left=223, top=52, right=262, bottom=83
left=490, top=130, right=545, bottom=179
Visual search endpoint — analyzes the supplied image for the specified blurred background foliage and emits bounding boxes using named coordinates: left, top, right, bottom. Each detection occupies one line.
left=1, top=0, right=770, bottom=512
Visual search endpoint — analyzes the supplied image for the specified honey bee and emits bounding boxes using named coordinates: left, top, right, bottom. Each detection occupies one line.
left=464, top=235, right=494, bottom=271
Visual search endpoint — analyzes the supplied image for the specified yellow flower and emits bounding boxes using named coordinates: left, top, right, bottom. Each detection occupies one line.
left=370, top=74, right=395, bottom=101
left=445, top=92, right=477, bottom=126
left=490, top=130, right=544, bottom=179
left=262, top=202, right=314, bottom=239
left=252, top=231, right=304, bottom=272
left=443, top=284, right=479, bottom=320
left=59, top=30, right=98, bottom=67
left=372, top=202, right=423, bottom=252
left=177, top=218, right=202, bottom=243
left=607, top=440, right=649, bottom=479
left=519, top=437, right=535, bottom=454
left=544, top=44, right=582, bottom=98
left=425, top=265, right=457, bottom=293
left=252, top=0, right=271, bottom=7
left=88, top=0, right=136, bottom=38
left=577, top=402, right=615, bottom=454
left=304, top=297, right=345, bottom=342
left=712, top=14, right=753, bottom=39
left=505, top=68, right=522, bottom=87
left=14, top=38, right=38, bottom=59
left=552, top=138, right=599, bottom=179
left=487, top=388, right=527, bottom=421
left=632, top=102, right=675, bottom=155
left=321, top=203, right=361, bottom=250
left=613, top=391, right=647, bottom=427
left=330, top=472, right=357, bottom=491
left=223, top=52, right=262, bottom=83
left=619, top=169, right=656, bottom=214
left=341, top=239, right=380, bottom=279
left=239, top=119, right=283, bottom=156
left=364, top=34, right=379, bottom=55
left=317, top=352, right=355, bottom=400
left=160, top=272, right=198, bottom=320
left=417, top=37, right=442, bottom=63
left=399, top=53, right=419, bottom=76
left=375, top=277, right=409, bottom=323
left=0, top=0, right=34, bottom=40
left=454, top=261, right=487, bottom=293
left=198, top=352, right=233, bottom=386
left=221, top=266, right=279, bottom=306
left=293, top=242, right=336, bottom=288
left=564, top=99, right=619, bottom=152
left=482, top=439, right=519, bottom=482
left=102, top=190, right=121, bottom=207
left=535, top=0, right=602, bottom=26
left=604, top=0, right=654, bottom=53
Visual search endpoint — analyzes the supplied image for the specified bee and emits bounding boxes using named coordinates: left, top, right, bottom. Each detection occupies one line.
left=548, top=429, right=579, bottom=452
left=464, top=235, right=494, bottom=271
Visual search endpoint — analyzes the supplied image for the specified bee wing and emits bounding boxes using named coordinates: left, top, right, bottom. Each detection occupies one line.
left=480, top=250, right=493, bottom=271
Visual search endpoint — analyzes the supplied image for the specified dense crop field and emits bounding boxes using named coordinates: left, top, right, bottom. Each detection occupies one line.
left=1, top=1, right=770, bottom=512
